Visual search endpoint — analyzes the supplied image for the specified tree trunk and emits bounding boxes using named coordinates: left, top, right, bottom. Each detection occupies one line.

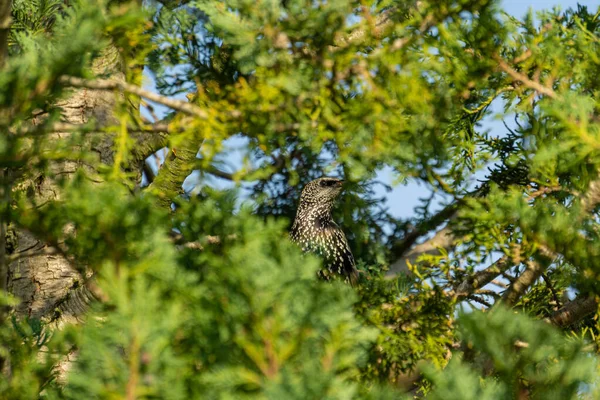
left=8, top=45, right=125, bottom=323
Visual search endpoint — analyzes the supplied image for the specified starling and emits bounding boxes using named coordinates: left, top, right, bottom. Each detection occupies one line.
left=290, top=177, right=359, bottom=285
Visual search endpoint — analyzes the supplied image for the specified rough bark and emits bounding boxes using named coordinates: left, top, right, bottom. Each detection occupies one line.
left=8, top=45, right=125, bottom=322
left=548, top=295, right=598, bottom=328
left=0, top=0, right=11, bottom=67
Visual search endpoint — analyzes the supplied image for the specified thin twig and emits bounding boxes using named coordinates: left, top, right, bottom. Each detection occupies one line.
left=59, top=76, right=210, bottom=119
left=204, top=166, right=236, bottom=181
left=462, top=85, right=515, bottom=115
left=474, top=289, right=501, bottom=298
left=514, top=340, right=529, bottom=349
left=490, top=279, right=508, bottom=289
left=468, top=295, right=492, bottom=308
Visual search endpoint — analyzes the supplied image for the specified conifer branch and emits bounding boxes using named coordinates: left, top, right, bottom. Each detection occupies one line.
left=331, top=2, right=435, bottom=51
left=147, top=137, right=204, bottom=209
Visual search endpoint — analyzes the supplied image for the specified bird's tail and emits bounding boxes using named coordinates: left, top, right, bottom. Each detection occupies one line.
left=348, top=268, right=360, bottom=287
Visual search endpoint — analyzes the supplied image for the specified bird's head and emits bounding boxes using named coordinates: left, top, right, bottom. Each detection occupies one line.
left=299, top=177, right=344, bottom=207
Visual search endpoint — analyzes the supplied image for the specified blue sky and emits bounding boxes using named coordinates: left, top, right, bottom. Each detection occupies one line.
left=503, top=0, right=597, bottom=18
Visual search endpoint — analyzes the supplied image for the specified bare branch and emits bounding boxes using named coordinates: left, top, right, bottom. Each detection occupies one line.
left=391, top=202, right=458, bottom=258
left=514, top=340, right=529, bottom=349
left=387, top=224, right=455, bottom=277
left=474, top=289, right=501, bottom=298
left=386, top=200, right=458, bottom=277
left=526, top=185, right=562, bottom=201
left=547, top=295, right=597, bottom=328
left=494, top=55, right=559, bottom=99
left=170, top=232, right=235, bottom=251
left=502, top=259, right=544, bottom=306
left=512, top=49, right=532, bottom=64
left=59, top=76, right=210, bottom=119
left=453, top=256, right=511, bottom=300
left=468, top=295, right=493, bottom=308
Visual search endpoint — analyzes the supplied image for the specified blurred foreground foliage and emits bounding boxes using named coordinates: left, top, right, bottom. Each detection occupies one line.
left=1, top=0, right=600, bottom=398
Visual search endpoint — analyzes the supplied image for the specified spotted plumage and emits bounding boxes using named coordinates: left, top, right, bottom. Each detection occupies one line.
left=290, top=177, right=359, bottom=286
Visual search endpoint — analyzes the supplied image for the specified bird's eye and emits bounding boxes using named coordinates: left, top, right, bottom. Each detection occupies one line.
left=320, top=180, right=337, bottom=187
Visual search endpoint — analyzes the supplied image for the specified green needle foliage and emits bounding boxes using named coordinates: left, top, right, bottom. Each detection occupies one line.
left=1, top=0, right=600, bottom=398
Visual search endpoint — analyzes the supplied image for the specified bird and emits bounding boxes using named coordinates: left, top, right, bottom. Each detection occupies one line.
left=290, top=177, right=359, bottom=286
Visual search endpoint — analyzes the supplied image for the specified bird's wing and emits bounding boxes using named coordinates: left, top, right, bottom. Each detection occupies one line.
left=329, top=227, right=359, bottom=286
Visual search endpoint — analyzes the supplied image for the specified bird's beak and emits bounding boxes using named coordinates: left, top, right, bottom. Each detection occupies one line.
left=335, top=180, right=344, bottom=187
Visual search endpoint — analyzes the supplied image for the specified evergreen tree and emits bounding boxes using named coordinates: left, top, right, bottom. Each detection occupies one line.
left=1, top=0, right=600, bottom=398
